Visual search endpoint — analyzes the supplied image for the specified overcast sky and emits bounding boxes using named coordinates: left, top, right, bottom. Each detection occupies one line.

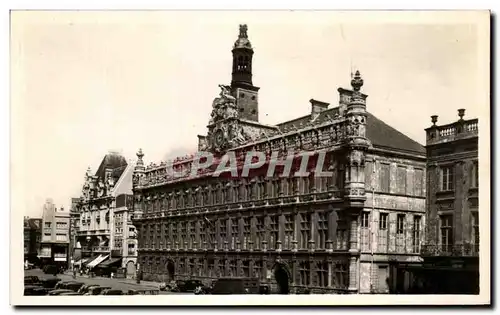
left=11, top=11, right=488, bottom=217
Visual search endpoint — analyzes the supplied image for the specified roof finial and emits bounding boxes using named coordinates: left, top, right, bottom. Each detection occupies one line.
left=458, top=109, right=465, bottom=120
left=234, top=24, right=252, bottom=49
left=136, top=148, right=144, bottom=167
left=351, top=70, right=363, bottom=92
left=239, top=24, right=248, bottom=39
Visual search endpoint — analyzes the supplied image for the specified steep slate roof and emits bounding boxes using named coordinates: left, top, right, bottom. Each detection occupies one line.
left=95, top=152, right=128, bottom=182
left=276, top=107, right=425, bottom=155
left=365, top=112, right=425, bottom=155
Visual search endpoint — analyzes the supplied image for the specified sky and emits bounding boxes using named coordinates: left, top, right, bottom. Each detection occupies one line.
left=11, top=11, right=488, bottom=218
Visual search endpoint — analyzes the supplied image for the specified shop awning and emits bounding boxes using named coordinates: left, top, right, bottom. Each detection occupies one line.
left=74, top=258, right=88, bottom=266
left=87, top=254, right=109, bottom=269
left=97, top=257, right=122, bottom=268
left=82, top=255, right=99, bottom=267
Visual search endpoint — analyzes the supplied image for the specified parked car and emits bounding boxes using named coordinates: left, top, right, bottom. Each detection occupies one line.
left=100, top=289, right=123, bottom=295
left=24, top=276, right=40, bottom=285
left=174, top=280, right=204, bottom=293
left=85, top=286, right=112, bottom=296
left=126, top=289, right=160, bottom=295
left=210, top=278, right=260, bottom=294
left=39, top=277, right=61, bottom=289
left=77, top=284, right=100, bottom=294
left=55, top=281, right=85, bottom=292
left=24, top=285, right=48, bottom=296
left=59, top=292, right=83, bottom=296
left=43, top=265, right=58, bottom=275
left=47, top=289, right=74, bottom=296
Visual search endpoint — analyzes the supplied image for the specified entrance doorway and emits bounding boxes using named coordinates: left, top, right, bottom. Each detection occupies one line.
left=274, top=264, right=290, bottom=294
left=166, top=260, right=175, bottom=282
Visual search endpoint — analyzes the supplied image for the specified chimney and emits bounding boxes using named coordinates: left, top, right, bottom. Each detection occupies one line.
left=310, top=99, right=329, bottom=120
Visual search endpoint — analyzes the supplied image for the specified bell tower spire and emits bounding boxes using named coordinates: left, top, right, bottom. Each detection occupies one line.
left=230, top=24, right=260, bottom=122
left=231, top=24, right=253, bottom=86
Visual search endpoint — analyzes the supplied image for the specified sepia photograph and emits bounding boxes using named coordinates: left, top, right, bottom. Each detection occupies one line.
left=10, top=10, right=490, bottom=306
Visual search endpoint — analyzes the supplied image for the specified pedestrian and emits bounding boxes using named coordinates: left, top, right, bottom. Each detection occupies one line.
left=73, top=267, right=77, bottom=279
left=111, top=272, right=114, bottom=279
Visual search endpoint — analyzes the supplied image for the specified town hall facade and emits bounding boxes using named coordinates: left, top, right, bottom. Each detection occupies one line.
left=132, top=25, right=427, bottom=294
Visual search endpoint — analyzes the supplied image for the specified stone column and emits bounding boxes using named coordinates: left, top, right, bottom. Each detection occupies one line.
left=327, top=261, right=333, bottom=287
left=348, top=213, right=360, bottom=293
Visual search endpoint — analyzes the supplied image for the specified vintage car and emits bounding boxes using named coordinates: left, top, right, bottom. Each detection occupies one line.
left=47, top=289, right=75, bottom=296
left=85, top=286, right=112, bottom=295
left=210, top=278, right=260, bottom=294
left=24, top=276, right=40, bottom=285
left=59, top=292, right=84, bottom=296
left=24, top=285, right=49, bottom=296
left=77, top=284, right=100, bottom=294
left=126, top=289, right=160, bottom=295
left=39, top=277, right=61, bottom=289
left=43, top=265, right=58, bottom=275
left=55, top=281, right=85, bottom=292
left=173, top=279, right=204, bottom=293
left=100, top=289, right=123, bottom=295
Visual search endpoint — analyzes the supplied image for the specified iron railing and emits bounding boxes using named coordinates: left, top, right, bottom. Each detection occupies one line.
left=421, top=244, right=479, bottom=257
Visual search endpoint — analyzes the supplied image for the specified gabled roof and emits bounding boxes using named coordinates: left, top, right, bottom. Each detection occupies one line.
left=275, top=107, right=425, bottom=155
left=94, top=152, right=128, bottom=182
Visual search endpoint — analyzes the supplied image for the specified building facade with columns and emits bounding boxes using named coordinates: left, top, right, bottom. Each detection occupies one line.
left=132, top=25, right=426, bottom=294
left=76, top=152, right=138, bottom=277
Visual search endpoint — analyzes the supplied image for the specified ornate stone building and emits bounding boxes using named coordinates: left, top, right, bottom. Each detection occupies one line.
left=75, top=152, right=138, bottom=277
left=419, top=110, right=479, bottom=293
left=132, top=25, right=427, bottom=294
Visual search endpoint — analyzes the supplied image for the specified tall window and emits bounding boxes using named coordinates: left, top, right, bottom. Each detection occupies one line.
left=396, top=166, right=407, bottom=195
left=219, top=219, right=227, bottom=249
left=254, top=260, right=263, bottom=280
left=180, top=222, right=187, bottom=249
left=199, top=221, right=206, bottom=249
left=242, top=260, right=250, bottom=277
left=218, top=259, right=226, bottom=277
left=316, top=261, right=329, bottom=287
left=189, top=222, right=196, bottom=249
left=414, top=169, right=424, bottom=196
left=378, top=213, right=388, bottom=252
left=284, top=214, right=294, bottom=250
left=412, top=216, right=421, bottom=253
left=229, top=260, right=237, bottom=277
left=156, top=224, right=161, bottom=249
left=269, top=216, right=279, bottom=250
left=336, top=226, right=348, bottom=250
left=255, top=217, right=265, bottom=250
left=243, top=217, right=251, bottom=250
left=300, top=213, right=311, bottom=249
left=208, top=220, right=215, bottom=248
left=440, top=215, right=453, bottom=252
left=317, top=212, right=328, bottom=249
left=472, top=213, right=479, bottom=253
left=231, top=218, right=238, bottom=250
left=441, top=166, right=455, bottom=191
left=299, top=261, right=310, bottom=286
left=396, top=214, right=406, bottom=252
left=361, top=212, right=370, bottom=252
left=365, top=161, right=373, bottom=190
left=380, top=163, right=390, bottom=193
left=333, top=263, right=348, bottom=289
left=208, top=259, right=214, bottom=277
left=471, top=162, right=479, bottom=188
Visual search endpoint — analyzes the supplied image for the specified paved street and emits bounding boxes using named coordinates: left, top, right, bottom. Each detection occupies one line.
left=25, top=269, right=190, bottom=295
